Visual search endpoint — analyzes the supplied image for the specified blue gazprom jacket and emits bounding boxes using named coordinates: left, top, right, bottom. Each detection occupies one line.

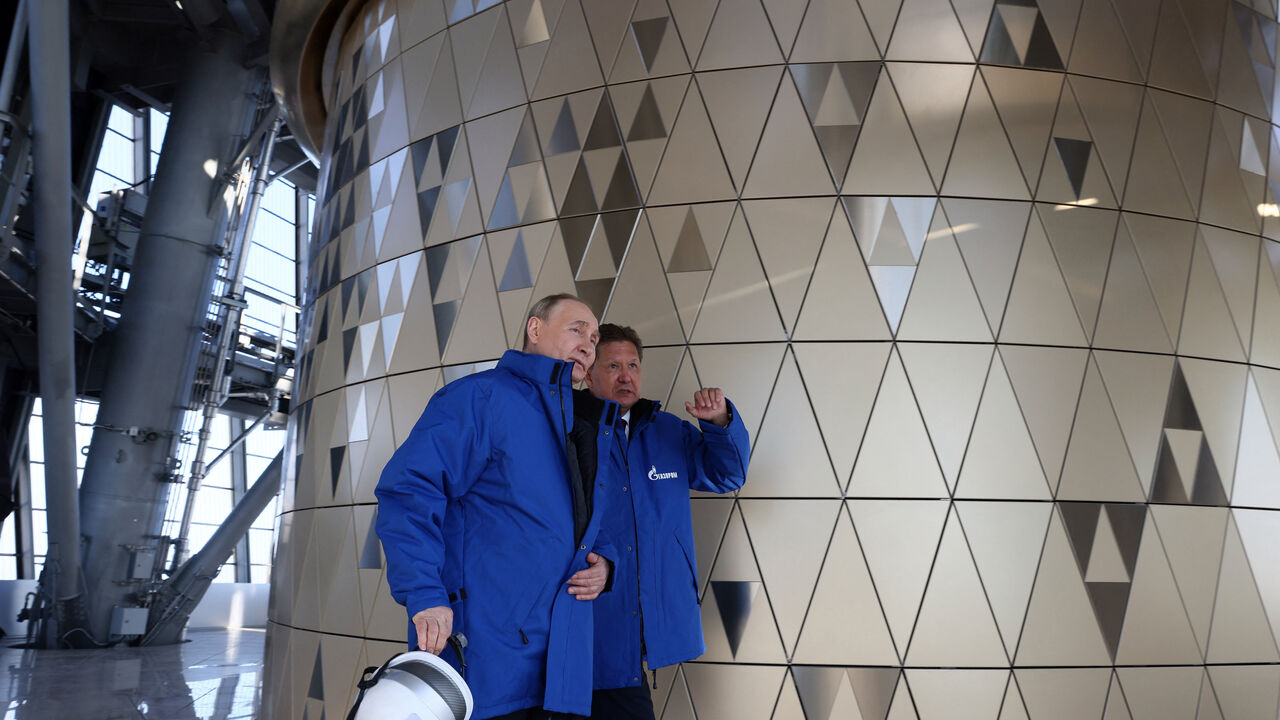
left=592, top=398, right=750, bottom=689
left=375, top=350, right=620, bottom=718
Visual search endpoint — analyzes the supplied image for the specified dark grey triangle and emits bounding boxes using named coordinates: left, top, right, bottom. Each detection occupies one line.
left=792, top=666, right=844, bottom=720
left=436, top=125, right=460, bottom=172
left=1058, top=502, right=1101, bottom=573
left=1163, top=363, right=1202, bottom=431
left=1023, top=12, right=1065, bottom=70
left=1150, top=432, right=1191, bottom=504
left=433, top=300, right=461, bottom=356
left=814, top=125, right=860, bottom=185
left=790, top=63, right=835, bottom=124
left=1103, top=503, right=1146, bottom=579
left=411, top=135, right=437, bottom=185
left=979, top=11, right=1022, bottom=65
left=360, top=509, right=382, bottom=569
left=355, top=135, right=370, bottom=177
left=1054, top=137, right=1092, bottom=200
left=1190, top=437, right=1229, bottom=506
left=487, top=173, right=522, bottom=230
left=668, top=209, right=712, bottom=272
left=548, top=101, right=581, bottom=156
left=600, top=157, right=641, bottom=212
left=561, top=157, right=599, bottom=216
left=308, top=647, right=325, bottom=700
left=425, top=242, right=452, bottom=299
left=356, top=270, right=371, bottom=316
left=330, top=445, right=346, bottom=498
left=630, top=16, right=670, bottom=73
left=601, top=209, right=640, bottom=267
left=576, top=277, right=615, bottom=319
left=560, top=215, right=597, bottom=271
left=1084, top=580, right=1130, bottom=661
left=849, top=667, right=901, bottom=720
left=584, top=94, right=624, bottom=151
left=499, top=233, right=535, bottom=291
left=628, top=85, right=667, bottom=142
left=342, top=327, right=358, bottom=370
left=316, top=307, right=330, bottom=344
left=509, top=112, right=543, bottom=167
left=710, top=580, right=760, bottom=659
left=418, top=186, right=442, bottom=237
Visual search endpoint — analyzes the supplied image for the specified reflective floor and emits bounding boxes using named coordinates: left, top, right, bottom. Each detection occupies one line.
left=0, top=628, right=264, bottom=719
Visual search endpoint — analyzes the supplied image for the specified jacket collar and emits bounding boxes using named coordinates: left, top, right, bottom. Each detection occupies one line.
left=498, top=349, right=575, bottom=388
left=629, top=398, right=660, bottom=429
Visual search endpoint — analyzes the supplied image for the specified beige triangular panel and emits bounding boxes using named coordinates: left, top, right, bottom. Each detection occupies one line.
left=907, top=670, right=1007, bottom=720
left=1234, top=508, right=1280, bottom=651
left=1093, top=350, right=1174, bottom=493
left=848, top=498, right=950, bottom=654
left=602, top=214, right=686, bottom=345
left=793, top=207, right=891, bottom=340
left=957, top=501, right=1053, bottom=659
left=320, top=508, right=364, bottom=637
left=356, top=383, right=397, bottom=502
left=660, top=667, right=696, bottom=720
left=896, top=213, right=994, bottom=341
left=1251, top=243, right=1280, bottom=367
left=464, top=8, right=529, bottom=121
left=741, top=499, right=840, bottom=654
left=1233, top=375, right=1280, bottom=508
left=886, top=0, right=974, bottom=61
left=695, top=0, right=783, bottom=70
left=690, top=206, right=787, bottom=342
left=885, top=675, right=917, bottom=720
left=700, top=506, right=786, bottom=663
left=1207, top=665, right=1280, bottom=720
left=1206, top=515, right=1280, bottom=663
left=1198, top=109, right=1264, bottom=235
left=1147, top=0, right=1215, bottom=98
left=742, top=350, right=841, bottom=498
left=942, top=72, right=1030, bottom=199
left=617, top=76, right=689, bottom=196
left=844, top=70, right=936, bottom=195
left=689, top=343, right=787, bottom=441
left=745, top=72, right=839, bottom=195
left=907, top=510, right=1008, bottom=666
left=648, top=81, right=738, bottom=204
left=1018, top=666, right=1111, bottom=712
left=1039, top=204, right=1117, bottom=338
left=578, top=0, right=636, bottom=80
left=529, top=0, right=604, bottom=100
left=1180, top=358, right=1247, bottom=496
left=1101, top=672, right=1133, bottom=720
left=793, top=342, right=891, bottom=483
left=999, top=212, right=1088, bottom=345
left=1148, top=505, right=1226, bottom=657
left=898, top=342, right=991, bottom=489
left=318, top=632, right=367, bottom=719
left=1121, top=95, right=1196, bottom=219
left=889, top=62, right=973, bottom=187
left=441, top=241, right=506, bottom=364
left=789, top=0, right=880, bottom=61
left=690, top=497, right=735, bottom=594
left=981, top=66, right=1061, bottom=192
left=957, top=352, right=1052, bottom=499
left=1150, top=90, right=1212, bottom=215
left=1058, top=357, right=1146, bottom=501
left=1201, top=225, right=1260, bottom=356
left=1015, top=512, right=1113, bottom=666
left=938, top=199, right=1028, bottom=330
left=793, top=506, right=900, bottom=665
left=682, top=665, right=787, bottom=720
left=666, top=347, right=709, bottom=433
left=744, top=198, right=834, bottom=332
left=697, top=66, right=785, bottom=191
left=771, top=669, right=804, bottom=720
left=999, top=674, right=1030, bottom=720
left=1067, top=0, right=1143, bottom=82
left=1070, top=75, right=1143, bottom=196
left=609, top=1, right=693, bottom=82
left=848, top=350, right=949, bottom=498
left=1114, top=519, right=1203, bottom=664
left=1093, top=220, right=1175, bottom=354
left=1114, top=668, right=1202, bottom=720
left=466, top=107, right=529, bottom=224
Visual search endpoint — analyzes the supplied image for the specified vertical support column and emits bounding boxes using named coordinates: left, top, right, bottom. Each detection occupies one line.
left=294, top=185, right=309, bottom=309
left=76, top=31, right=263, bottom=644
left=228, top=416, right=251, bottom=584
left=28, top=0, right=87, bottom=646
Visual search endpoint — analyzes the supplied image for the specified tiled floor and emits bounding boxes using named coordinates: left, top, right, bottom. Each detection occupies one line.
left=0, top=628, right=264, bottom=719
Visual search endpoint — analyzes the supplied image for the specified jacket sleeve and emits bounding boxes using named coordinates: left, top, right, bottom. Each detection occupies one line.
left=374, top=380, right=491, bottom=618
left=684, top=399, right=751, bottom=494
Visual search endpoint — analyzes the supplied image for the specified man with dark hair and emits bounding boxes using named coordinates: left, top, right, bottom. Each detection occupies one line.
left=584, top=323, right=751, bottom=720
left=376, top=294, right=620, bottom=720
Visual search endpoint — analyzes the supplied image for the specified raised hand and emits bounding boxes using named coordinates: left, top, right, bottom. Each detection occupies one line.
left=685, top=387, right=729, bottom=427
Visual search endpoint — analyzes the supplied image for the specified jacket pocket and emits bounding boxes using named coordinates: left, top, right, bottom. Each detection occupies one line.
left=672, top=529, right=699, bottom=599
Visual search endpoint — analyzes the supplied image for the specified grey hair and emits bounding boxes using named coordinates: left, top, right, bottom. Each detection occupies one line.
left=522, top=293, right=582, bottom=350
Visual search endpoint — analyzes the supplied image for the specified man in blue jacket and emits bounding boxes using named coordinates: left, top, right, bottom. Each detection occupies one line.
left=584, top=324, right=751, bottom=720
left=376, top=294, right=622, bottom=720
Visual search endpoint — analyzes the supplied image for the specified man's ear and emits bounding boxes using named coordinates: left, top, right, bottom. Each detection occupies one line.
left=525, top=315, right=540, bottom=347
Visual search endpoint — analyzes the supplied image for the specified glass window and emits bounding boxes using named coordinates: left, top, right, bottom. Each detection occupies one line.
left=28, top=464, right=46, bottom=509
left=250, top=565, right=271, bottom=584
left=98, top=130, right=137, bottom=186
left=25, top=419, right=42, bottom=463
left=0, top=516, right=14, bottom=555
left=107, top=105, right=135, bottom=138
left=262, top=180, right=298, bottom=222
left=192, top=488, right=233, bottom=525
left=149, top=108, right=169, bottom=156
left=251, top=211, right=298, bottom=258
left=31, top=511, right=47, bottom=557
left=246, top=426, right=285, bottom=459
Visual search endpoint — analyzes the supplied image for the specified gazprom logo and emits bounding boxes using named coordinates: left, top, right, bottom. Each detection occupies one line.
left=648, top=465, right=678, bottom=481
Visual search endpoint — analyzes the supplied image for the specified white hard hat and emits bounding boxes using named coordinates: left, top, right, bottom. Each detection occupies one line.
left=348, top=651, right=473, bottom=720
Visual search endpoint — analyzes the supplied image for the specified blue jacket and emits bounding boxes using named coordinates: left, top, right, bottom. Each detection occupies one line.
left=375, top=350, right=621, bottom=718
left=592, top=399, right=750, bottom=689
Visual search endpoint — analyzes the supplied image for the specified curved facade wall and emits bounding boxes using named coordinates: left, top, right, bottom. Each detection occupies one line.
left=264, top=0, right=1280, bottom=717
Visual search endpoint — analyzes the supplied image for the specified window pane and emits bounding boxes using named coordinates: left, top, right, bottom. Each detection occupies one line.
left=214, top=562, right=235, bottom=583
left=98, top=131, right=136, bottom=185
left=245, top=455, right=273, bottom=481
left=26, top=419, right=42, bottom=463
left=246, top=426, right=285, bottom=459
left=262, top=180, right=297, bottom=222
left=107, top=105, right=135, bottom=138
left=250, top=565, right=271, bottom=584
left=250, top=212, right=298, bottom=261
left=0, top=518, right=14, bottom=556
left=187, top=523, right=216, bottom=556
left=29, top=464, right=46, bottom=509
left=248, top=528, right=274, bottom=566
left=251, top=495, right=279, bottom=531
left=31, top=511, right=47, bottom=556
left=191, top=488, right=233, bottom=524
left=203, top=461, right=232, bottom=491
left=150, top=109, right=169, bottom=155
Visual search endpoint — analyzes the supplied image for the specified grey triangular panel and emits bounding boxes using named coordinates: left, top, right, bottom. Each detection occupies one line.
left=1114, top=518, right=1203, bottom=664
left=1093, top=220, right=1176, bottom=354
left=1015, top=669, right=1110, bottom=719
left=890, top=62, right=974, bottom=187
left=1015, top=512, right=1113, bottom=665
left=793, top=207, right=891, bottom=340
left=1038, top=204, right=1117, bottom=340
left=844, top=69, right=936, bottom=194
left=689, top=206, right=786, bottom=342
left=908, top=670, right=1008, bottom=720
left=697, top=66, right=783, bottom=191
left=648, top=81, right=737, bottom=204
left=942, top=71, right=1030, bottom=199
left=887, top=0, right=975, bottom=61
left=957, top=351, right=1052, bottom=499
left=848, top=350, right=949, bottom=498
left=1207, top=515, right=1280, bottom=662
left=695, top=0, right=783, bottom=70
left=742, top=198, right=833, bottom=332
left=957, top=501, right=1053, bottom=658
left=793, top=343, right=891, bottom=484
left=742, top=351, right=841, bottom=498
left=896, top=211, right=994, bottom=342
left=899, top=342, right=992, bottom=489
left=1114, top=668, right=1204, bottom=720
left=744, top=71, right=839, bottom=195
left=943, top=198, right=1029, bottom=331
left=999, top=211, right=1088, bottom=345
left=1058, top=357, right=1146, bottom=502
left=790, top=0, right=881, bottom=61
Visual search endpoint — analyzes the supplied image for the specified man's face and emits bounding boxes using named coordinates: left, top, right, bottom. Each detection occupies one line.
left=526, top=299, right=599, bottom=383
left=586, top=340, right=643, bottom=412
